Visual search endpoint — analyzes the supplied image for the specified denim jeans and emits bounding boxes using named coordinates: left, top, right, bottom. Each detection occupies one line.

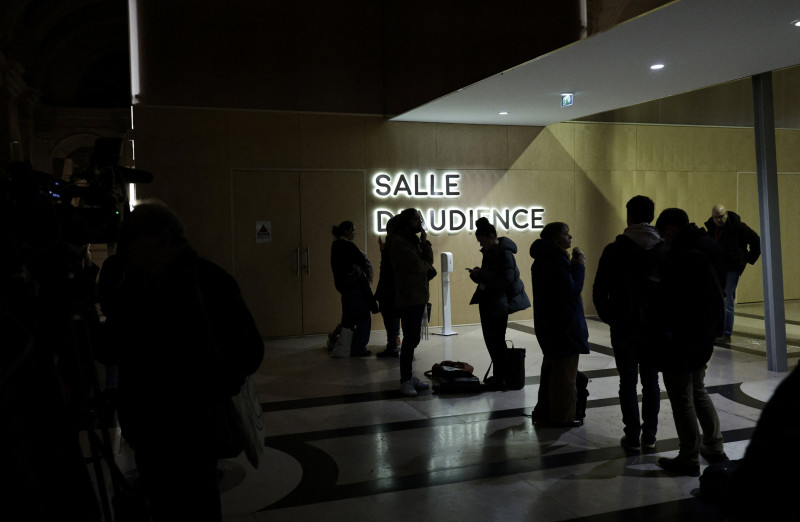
left=722, top=271, right=740, bottom=336
left=614, top=353, right=660, bottom=443
left=398, top=304, right=425, bottom=382
left=662, top=366, right=724, bottom=464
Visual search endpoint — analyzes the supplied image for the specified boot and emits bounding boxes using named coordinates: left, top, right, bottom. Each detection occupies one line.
left=330, top=327, right=353, bottom=358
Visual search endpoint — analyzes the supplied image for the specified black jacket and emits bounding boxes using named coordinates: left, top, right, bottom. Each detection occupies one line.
left=530, top=239, right=589, bottom=358
left=469, top=236, right=530, bottom=316
left=100, top=247, right=264, bottom=451
left=703, top=210, right=760, bottom=275
left=593, top=227, right=666, bottom=343
left=657, top=224, right=724, bottom=372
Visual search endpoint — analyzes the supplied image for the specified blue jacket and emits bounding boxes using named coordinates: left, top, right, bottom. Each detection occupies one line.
left=469, top=236, right=530, bottom=316
left=530, top=238, right=590, bottom=358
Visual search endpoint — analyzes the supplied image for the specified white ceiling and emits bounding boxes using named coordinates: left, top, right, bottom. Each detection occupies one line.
left=392, top=0, right=800, bottom=127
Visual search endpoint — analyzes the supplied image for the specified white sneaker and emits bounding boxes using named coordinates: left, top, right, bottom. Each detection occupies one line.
left=400, top=380, right=417, bottom=396
left=411, top=376, right=430, bottom=391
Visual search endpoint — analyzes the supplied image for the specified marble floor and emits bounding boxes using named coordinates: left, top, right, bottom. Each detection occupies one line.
left=102, top=302, right=799, bottom=521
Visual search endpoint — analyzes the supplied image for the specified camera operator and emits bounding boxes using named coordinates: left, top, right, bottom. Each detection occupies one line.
left=99, top=200, right=264, bottom=521
left=1, top=164, right=104, bottom=521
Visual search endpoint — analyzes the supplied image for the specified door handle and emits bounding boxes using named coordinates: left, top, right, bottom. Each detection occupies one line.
left=304, top=246, right=311, bottom=276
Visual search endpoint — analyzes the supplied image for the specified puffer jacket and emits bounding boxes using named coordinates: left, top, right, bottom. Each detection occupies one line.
left=530, top=238, right=590, bottom=358
left=469, top=236, right=530, bottom=316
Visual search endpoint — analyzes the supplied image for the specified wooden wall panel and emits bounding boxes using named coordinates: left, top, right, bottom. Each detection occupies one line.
left=131, top=106, right=800, bottom=337
left=574, top=123, right=636, bottom=172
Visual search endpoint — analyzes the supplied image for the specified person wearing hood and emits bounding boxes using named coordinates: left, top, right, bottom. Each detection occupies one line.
left=703, top=205, right=760, bottom=344
left=468, top=217, right=530, bottom=390
left=654, top=208, right=728, bottom=477
left=593, top=195, right=666, bottom=452
left=530, top=222, right=589, bottom=427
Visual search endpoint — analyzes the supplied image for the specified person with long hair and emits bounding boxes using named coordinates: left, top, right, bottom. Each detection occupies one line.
left=385, top=209, right=435, bottom=396
left=329, top=220, right=375, bottom=357
left=468, top=217, right=530, bottom=389
left=530, top=222, right=589, bottom=427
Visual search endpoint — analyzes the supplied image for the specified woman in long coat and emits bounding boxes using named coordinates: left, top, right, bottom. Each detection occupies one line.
left=530, top=222, right=589, bottom=426
left=330, top=220, right=375, bottom=357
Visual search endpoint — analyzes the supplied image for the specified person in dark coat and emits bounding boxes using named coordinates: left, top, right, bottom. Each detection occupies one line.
left=530, top=222, right=589, bottom=427
left=654, top=208, right=727, bottom=477
left=468, top=217, right=530, bottom=389
left=593, top=195, right=665, bottom=451
left=387, top=208, right=435, bottom=397
left=100, top=200, right=264, bottom=522
left=329, top=220, right=376, bottom=357
left=703, top=205, right=760, bottom=343
left=374, top=215, right=401, bottom=358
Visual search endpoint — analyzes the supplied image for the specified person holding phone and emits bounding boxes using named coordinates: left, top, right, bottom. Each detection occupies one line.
left=468, top=217, right=530, bottom=390
left=530, top=222, right=590, bottom=427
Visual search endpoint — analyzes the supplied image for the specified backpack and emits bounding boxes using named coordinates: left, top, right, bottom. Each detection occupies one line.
left=622, top=242, right=664, bottom=334
left=425, top=362, right=483, bottom=394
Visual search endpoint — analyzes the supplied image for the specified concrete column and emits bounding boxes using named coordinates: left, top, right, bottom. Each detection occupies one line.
left=751, top=71, right=788, bottom=372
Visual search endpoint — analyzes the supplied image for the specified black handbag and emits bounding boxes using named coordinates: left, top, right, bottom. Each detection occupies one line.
left=484, top=340, right=526, bottom=390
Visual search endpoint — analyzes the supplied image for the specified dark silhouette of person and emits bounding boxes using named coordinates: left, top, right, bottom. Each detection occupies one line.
left=99, top=200, right=264, bottom=521
left=593, top=195, right=665, bottom=451
left=703, top=204, right=760, bottom=343
left=386, top=208, right=435, bottom=396
left=530, top=222, right=589, bottom=427
left=726, top=364, right=800, bottom=520
left=468, top=217, right=530, bottom=389
left=375, top=215, right=401, bottom=358
left=329, top=220, right=376, bottom=357
left=654, top=208, right=727, bottom=477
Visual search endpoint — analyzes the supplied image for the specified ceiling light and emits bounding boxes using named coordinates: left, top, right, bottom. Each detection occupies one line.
left=792, top=20, right=800, bottom=27
left=650, top=63, right=665, bottom=70
left=498, top=111, right=509, bottom=115
left=561, top=93, right=574, bottom=107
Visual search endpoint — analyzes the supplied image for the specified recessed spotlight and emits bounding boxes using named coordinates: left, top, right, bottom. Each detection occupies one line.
left=792, top=19, right=800, bottom=27
left=650, top=63, right=665, bottom=70
left=498, top=111, right=509, bottom=115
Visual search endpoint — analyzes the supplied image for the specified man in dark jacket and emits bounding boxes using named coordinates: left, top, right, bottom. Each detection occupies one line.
left=704, top=205, right=760, bottom=343
left=100, top=200, right=264, bottom=521
left=654, top=208, right=727, bottom=477
left=593, top=196, right=664, bottom=452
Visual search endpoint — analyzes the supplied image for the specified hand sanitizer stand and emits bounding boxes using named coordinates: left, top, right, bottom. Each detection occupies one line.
left=433, top=252, right=458, bottom=336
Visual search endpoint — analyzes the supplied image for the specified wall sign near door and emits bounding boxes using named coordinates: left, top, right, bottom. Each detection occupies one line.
left=256, top=221, right=272, bottom=243
left=371, top=171, right=545, bottom=234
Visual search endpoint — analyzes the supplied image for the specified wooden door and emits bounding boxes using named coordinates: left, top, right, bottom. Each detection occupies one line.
left=232, top=170, right=303, bottom=337
left=299, top=171, right=366, bottom=334
left=232, top=169, right=366, bottom=337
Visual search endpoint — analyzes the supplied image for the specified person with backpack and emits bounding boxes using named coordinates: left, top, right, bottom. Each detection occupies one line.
left=593, top=195, right=665, bottom=452
left=654, top=208, right=728, bottom=477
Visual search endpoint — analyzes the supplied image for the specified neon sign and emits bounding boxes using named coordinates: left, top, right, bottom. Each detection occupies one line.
left=371, top=171, right=545, bottom=234
left=372, top=171, right=460, bottom=198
